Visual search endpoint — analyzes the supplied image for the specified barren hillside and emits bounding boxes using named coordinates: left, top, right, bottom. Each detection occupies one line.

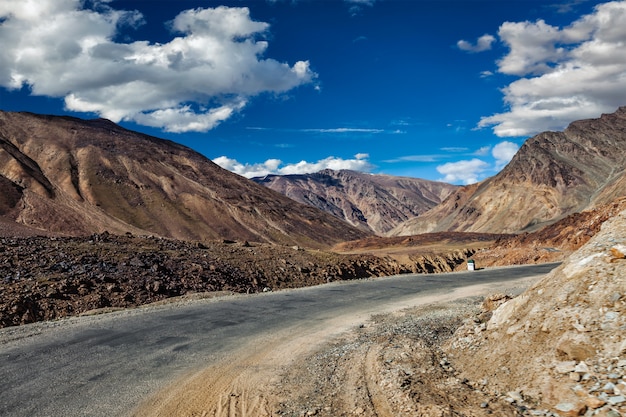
left=0, top=111, right=368, bottom=248
left=447, top=206, right=626, bottom=416
left=254, top=169, right=457, bottom=234
left=392, top=107, right=626, bottom=235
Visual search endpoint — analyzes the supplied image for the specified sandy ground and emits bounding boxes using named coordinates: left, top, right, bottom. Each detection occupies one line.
left=133, top=276, right=538, bottom=417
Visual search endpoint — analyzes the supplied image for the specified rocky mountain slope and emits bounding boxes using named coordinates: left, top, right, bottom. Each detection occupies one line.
left=0, top=111, right=368, bottom=248
left=391, top=107, right=626, bottom=235
left=253, top=169, right=457, bottom=234
left=448, top=206, right=626, bottom=416
left=469, top=196, right=626, bottom=268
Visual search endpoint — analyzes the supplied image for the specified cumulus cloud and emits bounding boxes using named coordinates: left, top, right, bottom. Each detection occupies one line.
left=213, top=154, right=374, bottom=178
left=492, top=141, right=519, bottom=169
left=457, top=34, right=496, bottom=52
left=436, top=158, right=490, bottom=185
left=479, top=1, right=626, bottom=137
left=434, top=141, right=518, bottom=184
left=0, top=0, right=316, bottom=132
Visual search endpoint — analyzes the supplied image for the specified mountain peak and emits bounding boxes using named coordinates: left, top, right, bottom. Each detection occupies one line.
left=390, top=106, right=626, bottom=235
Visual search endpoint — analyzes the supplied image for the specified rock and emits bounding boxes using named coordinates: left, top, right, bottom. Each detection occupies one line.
left=555, top=338, right=595, bottom=361
left=601, top=382, right=616, bottom=393
left=554, top=402, right=586, bottom=417
left=584, top=396, right=606, bottom=409
left=569, top=372, right=582, bottom=382
left=555, top=361, right=578, bottom=374
left=609, top=244, right=626, bottom=261
left=482, top=293, right=512, bottom=311
left=574, top=362, right=590, bottom=373
left=607, top=395, right=625, bottom=405
left=507, top=391, right=524, bottom=403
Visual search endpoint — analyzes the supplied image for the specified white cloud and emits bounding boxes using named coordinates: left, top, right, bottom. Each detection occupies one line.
left=479, top=1, right=626, bottom=137
left=457, top=34, right=496, bottom=52
left=213, top=156, right=283, bottom=178
left=345, top=0, right=376, bottom=16
left=436, top=158, right=490, bottom=185
left=247, top=126, right=393, bottom=135
left=0, top=0, right=316, bottom=132
left=441, top=147, right=468, bottom=152
left=213, top=154, right=374, bottom=178
left=302, top=127, right=384, bottom=134
left=491, top=141, right=519, bottom=169
left=474, top=146, right=491, bottom=156
left=383, top=155, right=441, bottom=163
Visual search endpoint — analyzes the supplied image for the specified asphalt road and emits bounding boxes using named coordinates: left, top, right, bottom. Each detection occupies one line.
left=0, top=263, right=559, bottom=417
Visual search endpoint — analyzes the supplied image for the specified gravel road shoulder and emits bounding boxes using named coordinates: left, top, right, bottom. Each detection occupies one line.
left=272, top=297, right=521, bottom=417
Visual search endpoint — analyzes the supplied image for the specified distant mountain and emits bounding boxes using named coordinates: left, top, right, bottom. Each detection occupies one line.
left=253, top=169, right=458, bottom=235
left=0, top=111, right=368, bottom=248
left=391, top=107, right=626, bottom=235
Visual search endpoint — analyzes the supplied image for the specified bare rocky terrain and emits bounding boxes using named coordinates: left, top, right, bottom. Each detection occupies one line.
left=391, top=107, right=626, bottom=236
left=0, top=111, right=367, bottom=248
left=1, top=109, right=625, bottom=416
left=447, top=208, right=626, bottom=417
left=253, top=169, right=457, bottom=234
left=134, top=207, right=625, bottom=417
left=1, top=197, right=624, bottom=333
left=0, top=231, right=488, bottom=328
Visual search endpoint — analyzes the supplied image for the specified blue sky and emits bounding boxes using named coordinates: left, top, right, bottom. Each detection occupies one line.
left=1, top=0, right=625, bottom=184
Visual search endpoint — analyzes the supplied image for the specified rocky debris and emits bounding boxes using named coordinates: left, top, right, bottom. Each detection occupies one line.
left=466, top=197, right=626, bottom=269
left=446, top=208, right=626, bottom=416
left=0, top=232, right=470, bottom=328
left=333, top=231, right=506, bottom=252
left=270, top=206, right=626, bottom=417
left=273, top=298, right=529, bottom=417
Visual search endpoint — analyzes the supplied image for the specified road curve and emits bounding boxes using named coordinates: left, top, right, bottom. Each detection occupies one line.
left=0, top=263, right=559, bottom=416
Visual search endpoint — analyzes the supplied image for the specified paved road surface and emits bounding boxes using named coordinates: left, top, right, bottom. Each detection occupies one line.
left=0, top=263, right=559, bottom=416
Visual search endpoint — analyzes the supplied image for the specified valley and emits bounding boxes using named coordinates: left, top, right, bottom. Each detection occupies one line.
left=0, top=108, right=625, bottom=416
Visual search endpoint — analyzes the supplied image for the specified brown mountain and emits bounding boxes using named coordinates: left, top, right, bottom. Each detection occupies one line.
left=0, top=111, right=368, bottom=248
left=391, top=106, right=626, bottom=235
left=253, top=169, right=458, bottom=235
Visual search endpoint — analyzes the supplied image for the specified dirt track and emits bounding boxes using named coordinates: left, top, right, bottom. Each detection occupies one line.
left=133, top=278, right=537, bottom=417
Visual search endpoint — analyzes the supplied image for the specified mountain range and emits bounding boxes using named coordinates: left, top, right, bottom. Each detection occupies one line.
left=253, top=169, right=457, bottom=234
left=0, top=111, right=367, bottom=248
left=254, top=107, right=626, bottom=237
left=1, top=107, right=626, bottom=245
